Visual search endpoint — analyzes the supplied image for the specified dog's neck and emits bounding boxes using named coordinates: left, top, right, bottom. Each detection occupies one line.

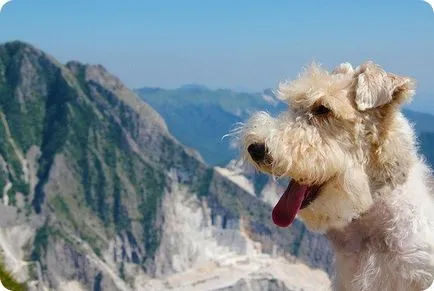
left=326, top=159, right=424, bottom=254
left=328, top=163, right=414, bottom=254
left=326, top=197, right=397, bottom=254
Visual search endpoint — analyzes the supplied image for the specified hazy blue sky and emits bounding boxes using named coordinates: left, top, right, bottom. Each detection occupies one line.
left=0, top=0, right=434, bottom=111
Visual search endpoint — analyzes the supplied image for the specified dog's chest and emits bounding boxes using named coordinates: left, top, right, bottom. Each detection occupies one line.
left=326, top=200, right=396, bottom=254
left=325, top=197, right=433, bottom=291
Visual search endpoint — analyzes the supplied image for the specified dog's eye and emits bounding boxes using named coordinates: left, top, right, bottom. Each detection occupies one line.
left=312, top=105, right=331, bottom=116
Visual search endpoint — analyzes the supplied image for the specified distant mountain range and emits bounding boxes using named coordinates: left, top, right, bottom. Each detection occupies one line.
left=136, top=85, right=434, bottom=168
left=136, top=86, right=286, bottom=166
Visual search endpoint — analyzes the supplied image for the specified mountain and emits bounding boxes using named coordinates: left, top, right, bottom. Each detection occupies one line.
left=419, top=132, right=434, bottom=168
left=137, top=86, right=434, bottom=169
left=0, top=41, right=332, bottom=290
left=136, top=86, right=286, bottom=166
left=403, top=109, right=434, bottom=134
left=401, top=109, right=434, bottom=167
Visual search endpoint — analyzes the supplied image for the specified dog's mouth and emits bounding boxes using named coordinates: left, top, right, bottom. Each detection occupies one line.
left=272, top=180, right=322, bottom=228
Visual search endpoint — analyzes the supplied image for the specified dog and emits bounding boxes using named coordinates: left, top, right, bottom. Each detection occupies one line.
left=236, top=61, right=434, bottom=290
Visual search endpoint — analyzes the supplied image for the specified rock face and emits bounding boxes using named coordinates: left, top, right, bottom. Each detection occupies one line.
left=0, top=41, right=333, bottom=290
left=136, top=173, right=331, bottom=291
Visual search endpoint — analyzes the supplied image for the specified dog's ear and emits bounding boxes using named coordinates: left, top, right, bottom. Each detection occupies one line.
left=354, top=61, right=415, bottom=111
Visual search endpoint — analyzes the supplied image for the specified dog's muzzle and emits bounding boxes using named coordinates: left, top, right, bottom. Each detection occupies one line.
left=247, top=143, right=267, bottom=163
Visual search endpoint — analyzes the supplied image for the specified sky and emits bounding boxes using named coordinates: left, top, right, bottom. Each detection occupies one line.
left=0, top=0, right=434, bottom=112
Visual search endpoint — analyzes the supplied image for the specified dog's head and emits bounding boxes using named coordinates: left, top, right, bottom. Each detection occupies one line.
left=239, top=61, right=416, bottom=232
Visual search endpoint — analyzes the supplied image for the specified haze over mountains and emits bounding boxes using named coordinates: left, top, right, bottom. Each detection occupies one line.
left=0, top=41, right=335, bottom=291
left=136, top=85, right=286, bottom=166
left=137, top=85, right=434, bottom=168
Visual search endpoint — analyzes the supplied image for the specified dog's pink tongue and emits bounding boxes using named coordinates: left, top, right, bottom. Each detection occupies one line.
left=272, top=180, right=308, bottom=228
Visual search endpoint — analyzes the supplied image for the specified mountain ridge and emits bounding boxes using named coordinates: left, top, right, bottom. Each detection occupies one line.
left=0, top=41, right=332, bottom=290
left=135, top=85, right=286, bottom=165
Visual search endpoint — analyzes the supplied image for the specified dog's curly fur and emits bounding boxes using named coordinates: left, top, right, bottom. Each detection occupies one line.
left=236, top=61, right=434, bottom=290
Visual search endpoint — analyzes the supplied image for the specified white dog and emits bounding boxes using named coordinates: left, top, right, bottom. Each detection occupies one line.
left=237, top=61, right=434, bottom=290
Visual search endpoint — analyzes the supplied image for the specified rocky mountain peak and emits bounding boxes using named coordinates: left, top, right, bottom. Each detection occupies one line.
left=0, top=41, right=332, bottom=290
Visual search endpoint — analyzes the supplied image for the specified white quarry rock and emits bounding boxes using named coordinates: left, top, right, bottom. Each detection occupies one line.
left=137, top=173, right=331, bottom=290
left=215, top=167, right=255, bottom=196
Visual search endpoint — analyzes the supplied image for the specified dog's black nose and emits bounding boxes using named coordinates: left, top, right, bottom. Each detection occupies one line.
left=248, top=143, right=266, bottom=162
